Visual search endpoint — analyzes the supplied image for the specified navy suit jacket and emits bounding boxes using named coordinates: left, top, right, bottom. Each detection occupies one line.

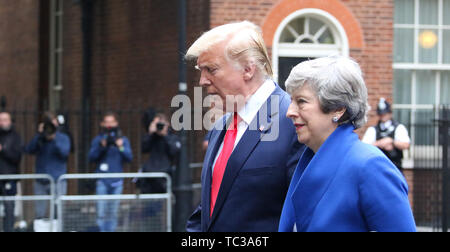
left=186, top=84, right=305, bottom=232
left=279, top=124, right=416, bottom=232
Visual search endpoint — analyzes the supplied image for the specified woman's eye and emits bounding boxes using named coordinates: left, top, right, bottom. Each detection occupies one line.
left=297, top=99, right=306, bottom=104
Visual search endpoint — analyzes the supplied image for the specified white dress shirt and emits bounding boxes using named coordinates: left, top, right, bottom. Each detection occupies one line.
left=211, top=79, right=276, bottom=171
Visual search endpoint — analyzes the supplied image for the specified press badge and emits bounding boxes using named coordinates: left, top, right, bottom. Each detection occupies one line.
left=100, top=163, right=109, bottom=172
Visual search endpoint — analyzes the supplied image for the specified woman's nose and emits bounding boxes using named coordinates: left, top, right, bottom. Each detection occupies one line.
left=286, top=102, right=298, bottom=119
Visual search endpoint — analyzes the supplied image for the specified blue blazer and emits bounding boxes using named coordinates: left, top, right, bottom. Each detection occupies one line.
left=279, top=124, right=416, bottom=232
left=186, top=84, right=305, bottom=232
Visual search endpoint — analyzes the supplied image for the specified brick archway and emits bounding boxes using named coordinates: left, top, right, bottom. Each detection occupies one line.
left=262, top=0, right=364, bottom=49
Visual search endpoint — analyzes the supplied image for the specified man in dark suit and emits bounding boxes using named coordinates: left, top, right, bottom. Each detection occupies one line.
left=185, top=21, right=304, bottom=232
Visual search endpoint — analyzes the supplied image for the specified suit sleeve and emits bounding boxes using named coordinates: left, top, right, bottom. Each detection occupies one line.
left=186, top=204, right=202, bottom=232
left=358, top=155, right=416, bottom=232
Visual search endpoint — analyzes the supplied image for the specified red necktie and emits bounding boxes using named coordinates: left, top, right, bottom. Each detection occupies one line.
left=210, top=113, right=239, bottom=217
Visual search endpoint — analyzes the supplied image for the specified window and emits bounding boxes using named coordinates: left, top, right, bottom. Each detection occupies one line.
left=272, top=9, right=349, bottom=89
left=393, top=0, right=450, bottom=161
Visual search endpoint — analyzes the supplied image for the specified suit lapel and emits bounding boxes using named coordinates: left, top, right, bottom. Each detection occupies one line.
left=207, top=86, right=282, bottom=230
left=290, top=124, right=357, bottom=231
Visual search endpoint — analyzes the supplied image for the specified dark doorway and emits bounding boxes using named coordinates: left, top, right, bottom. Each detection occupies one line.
left=278, top=57, right=312, bottom=90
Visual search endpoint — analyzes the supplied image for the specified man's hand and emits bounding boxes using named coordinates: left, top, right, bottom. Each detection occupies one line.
left=375, top=137, right=394, bottom=151
left=38, top=123, right=44, bottom=134
left=100, top=139, right=107, bottom=147
left=149, top=118, right=159, bottom=135
left=115, top=138, right=124, bottom=147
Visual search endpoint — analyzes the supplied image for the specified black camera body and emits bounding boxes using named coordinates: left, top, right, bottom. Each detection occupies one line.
left=43, top=119, right=57, bottom=138
left=103, top=127, right=122, bottom=147
left=156, top=122, right=166, bottom=132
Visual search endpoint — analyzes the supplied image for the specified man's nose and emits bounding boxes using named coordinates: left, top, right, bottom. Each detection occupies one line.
left=199, top=72, right=211, bottom=86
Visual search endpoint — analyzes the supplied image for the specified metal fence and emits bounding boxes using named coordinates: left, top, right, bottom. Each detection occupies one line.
left=56, top=173, right=172, bottom=232
left=0, top=174, right=55, bottom=232
left=0, top=173, right=172, bottom=232
left=407, top=106, right=450, bottom=232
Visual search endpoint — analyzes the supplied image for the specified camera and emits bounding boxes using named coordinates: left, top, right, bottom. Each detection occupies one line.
left=156, top=122, right=166, bottom=132
left=43, top=119, right=57, bottom=138
left=103, top=127, right=122, bottom=147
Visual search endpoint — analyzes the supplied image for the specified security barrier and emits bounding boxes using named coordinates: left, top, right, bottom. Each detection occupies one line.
left=0, top=174, right=55, bottom=232
left=56, top=173, right=172, bottom=232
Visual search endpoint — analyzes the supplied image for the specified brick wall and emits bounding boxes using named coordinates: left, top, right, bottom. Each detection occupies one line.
left=62, top=0, right=208, bottom=112
left=0, top=0, right=40, bottom=109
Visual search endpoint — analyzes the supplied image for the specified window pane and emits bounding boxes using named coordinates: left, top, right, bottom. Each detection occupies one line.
left=418, top=29, right=438, bottom=64
left=309, top=18, right=324, bottom=35
left=318, top=29, right=335, bottom=44
left=442, top=72, right=450, bottom=104
left=394, top=70, right=412, bottom=104
left=444, top=0, right=450, bottom=25
left=413, top=110, right=435, bottom=145
left=416, top=70, right=436, bottom=105
left=394, top=109, right=412, bottom=127
left=419, top=0, right=438, bottom=25
left=394, top=28, right=414, bottom=63
left=444, top=30, right=450, bottom=64
left=394, top=0, right=415, bottom=24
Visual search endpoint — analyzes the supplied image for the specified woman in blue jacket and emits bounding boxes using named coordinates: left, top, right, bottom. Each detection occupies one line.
left=279, top=56, right=416, bottom=232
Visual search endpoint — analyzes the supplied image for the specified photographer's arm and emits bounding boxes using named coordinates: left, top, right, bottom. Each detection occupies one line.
left=88, top=136, right=107, bottom=162
left=53, top=133, right=71, bottom=159
left=118, top=137, right=133, bottom=163
left=165, top=134, right=181, bottom=159
left=141, top=133, right=154, bottom=153
left=24, top=134, right=43, bottom=154
left=0, top=133, right=23, bottom=164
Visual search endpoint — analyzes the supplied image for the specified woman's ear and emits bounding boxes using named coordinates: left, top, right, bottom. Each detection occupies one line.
left=335, top=107, right=347, bottom=121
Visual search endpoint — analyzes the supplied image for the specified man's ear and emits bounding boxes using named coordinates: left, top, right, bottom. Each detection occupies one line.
left=243, top=61, right=257, bottom=81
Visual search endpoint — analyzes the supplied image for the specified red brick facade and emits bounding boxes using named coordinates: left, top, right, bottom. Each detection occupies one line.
left=0, top=0, right=40, bottom=108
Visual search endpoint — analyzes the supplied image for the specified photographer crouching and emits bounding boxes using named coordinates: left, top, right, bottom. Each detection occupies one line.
left=25, top=112, right=71, bottom=220
left=88, top=111, right=132, bottom=232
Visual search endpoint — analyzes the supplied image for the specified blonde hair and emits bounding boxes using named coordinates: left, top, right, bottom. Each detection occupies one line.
left=186, top=21, right=273, bottom=78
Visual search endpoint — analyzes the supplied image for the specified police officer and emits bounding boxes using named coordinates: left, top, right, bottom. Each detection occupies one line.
left=0, top=111, right=22, bottom=232
left=362, top=98, right=411, bottom=173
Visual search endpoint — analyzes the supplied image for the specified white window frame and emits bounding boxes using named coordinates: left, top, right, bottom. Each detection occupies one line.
left=271, top=8, right=350, bottom=83
left=393, top=0, right=450, bottom=167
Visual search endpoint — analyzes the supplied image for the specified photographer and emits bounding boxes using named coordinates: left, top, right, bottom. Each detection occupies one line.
left=0, top=112, right=22, bottom=232
left=25, top=111, right=71, bottom=219
left=140, top=113, right=180, bottom=194
left=88, top=112, right=132, bottom=232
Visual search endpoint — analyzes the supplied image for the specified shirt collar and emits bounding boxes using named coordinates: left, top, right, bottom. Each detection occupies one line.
left=237, top=79, right=276, bottom=125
